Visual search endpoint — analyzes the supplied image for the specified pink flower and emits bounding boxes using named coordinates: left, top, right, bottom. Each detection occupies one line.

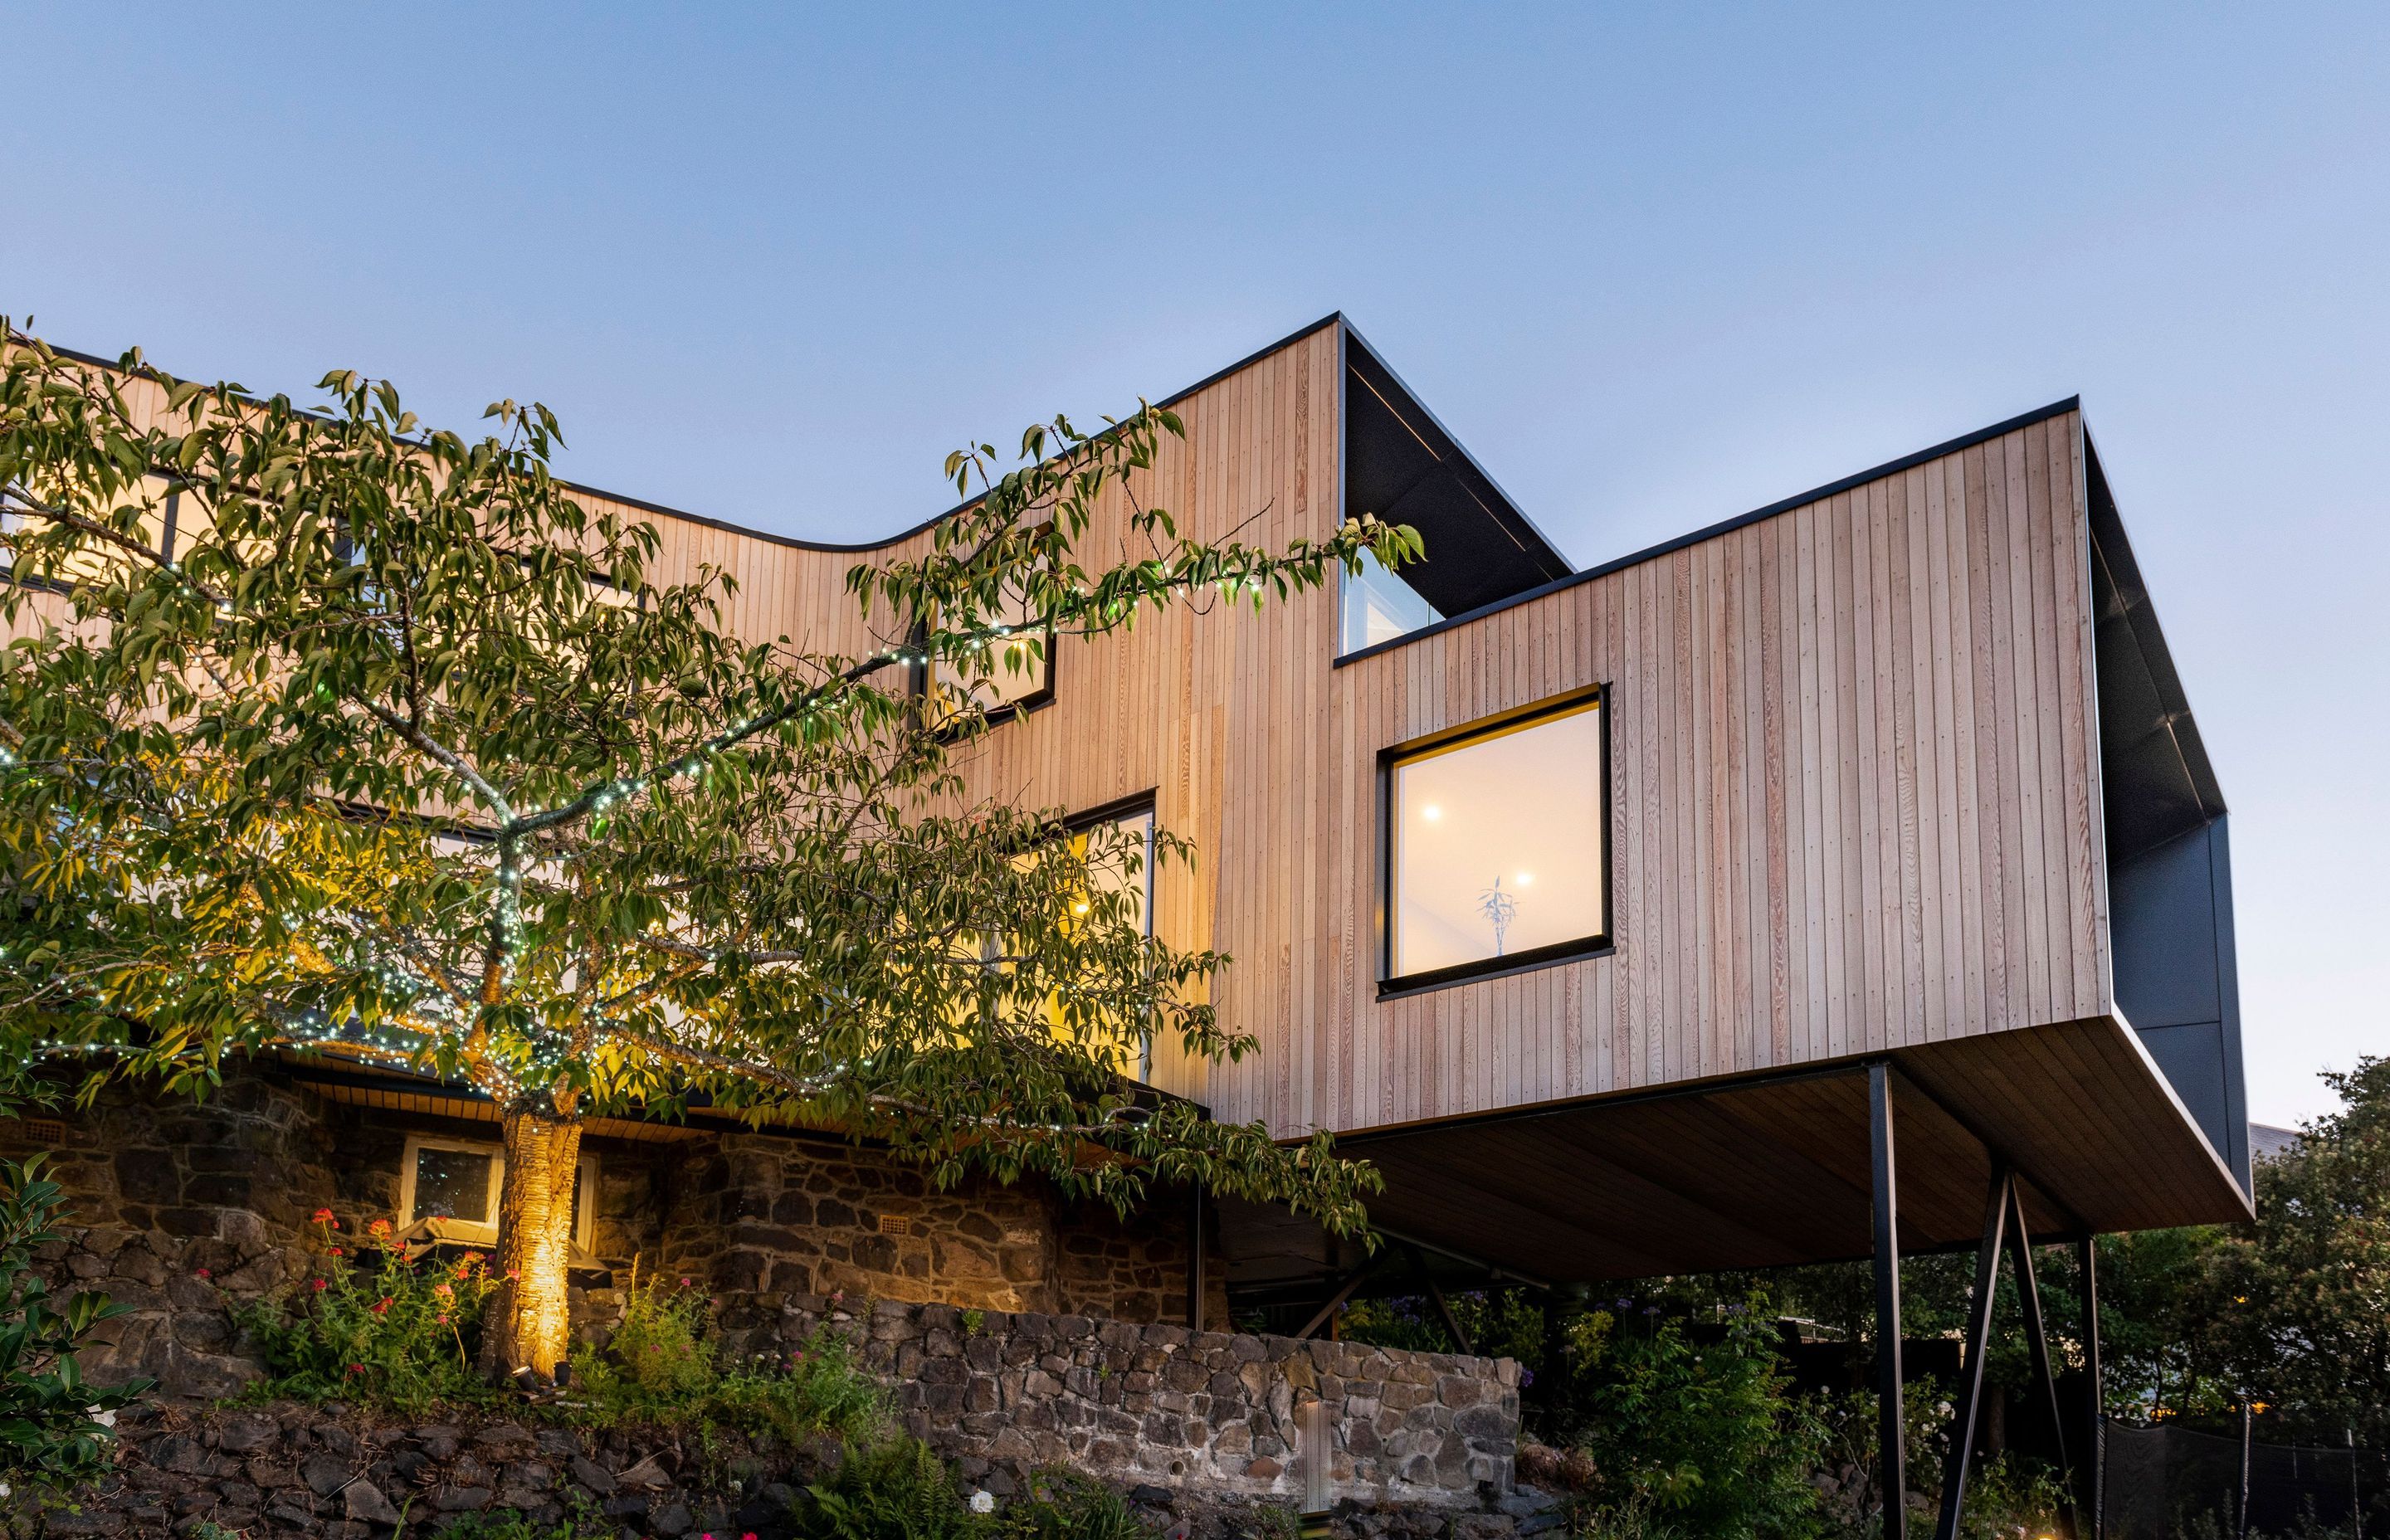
left=505, top=1268, right=520, bottom=1281
left=432, top=1282, right=454, bottom=1301
left=678, top=1277, right=693, bottom=1288
left=435, top=1312, right=451, bottom=1326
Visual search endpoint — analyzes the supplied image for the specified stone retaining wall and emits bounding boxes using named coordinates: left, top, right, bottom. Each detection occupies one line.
left=5, top=1066, right=1223, bottom=1403
left=770, top=1298, right=1521, bottom=1510
left=41, top=1399, right=1551, bottom=1540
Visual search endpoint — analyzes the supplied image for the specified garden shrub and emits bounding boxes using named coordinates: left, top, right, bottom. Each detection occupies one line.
left=1549, top=1294, right=1830, bottom=1540
left=399, top=1504, right=613, bottom=1539
left=566, top=1271, right=888, bottom=1447
left=235, top=1211, right=501, bottom=1414
left=993, top=1470, right=1164, bottom=1539
left=0, top=1153, right=150, bottom=1494
left=803, top=1434, right=983, bottom=1540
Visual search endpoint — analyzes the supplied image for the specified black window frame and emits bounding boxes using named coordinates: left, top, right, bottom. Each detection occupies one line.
left=1375, top=684, right=1614, bottom=999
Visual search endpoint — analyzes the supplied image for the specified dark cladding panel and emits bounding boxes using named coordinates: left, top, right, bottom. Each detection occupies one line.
left=2087, top=434, right=2250, bottom=1196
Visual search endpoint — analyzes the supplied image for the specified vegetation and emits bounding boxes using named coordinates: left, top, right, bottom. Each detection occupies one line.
left=0, top=322, right=1407, bottom=1375
left=565, top=1270, right=888, bottom=1447
left=235, top=1211, right=501, bottom=1413
left=1540, top=1298, right=1831, bottom=1540
left=0, top=1153, right=149, bottom=1494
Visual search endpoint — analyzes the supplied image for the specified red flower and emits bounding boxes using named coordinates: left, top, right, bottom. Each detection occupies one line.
left=310, top=1278, right=329, bottom=1292
left=368, top=1218, right=393, bottom=1239
left=193, top=1268, right=212, bottom=1280
left=371, top=1299, right=391, bottom=1316
left=435, top=1313, right=451, bottom=1326
left=311, top=1207, right=337, bottom=1228
left=346, top=1364, right=363, bottom=1376
left=329, top=1246, right=344, bottom=1257
left=505, top=1268, right=521, bottom=1281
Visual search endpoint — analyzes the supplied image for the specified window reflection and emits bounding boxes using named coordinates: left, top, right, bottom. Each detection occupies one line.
left=1340, top=548, right=1442, bottom=653
left=411, top=1145, right=495, bottom=1225
left=1388, top=697, right=1606, bottom=981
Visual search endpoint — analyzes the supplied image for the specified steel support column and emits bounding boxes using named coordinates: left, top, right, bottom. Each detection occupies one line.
left=2006, top=1180, right=2080, bottom=1538
left=1871, top=1062, right=1907, bottom=1540
left=1186, top=1183, right=1207, bottom=1330
left=1294, top=1255, right=1378, bottom=1342
left=1936, top=1163, right=2012, bottom=1540
left=2080, top=1235, right=2105, bottom=1540
left=1404, top=1244, right=1475, bottom=1357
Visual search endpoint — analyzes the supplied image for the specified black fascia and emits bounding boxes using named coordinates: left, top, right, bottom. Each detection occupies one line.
left=1338, top=321, right=1576, bottom=616
left=1333, top=395, right=2086, bottom=670
left=2083, top=428, right=2226, bottom=860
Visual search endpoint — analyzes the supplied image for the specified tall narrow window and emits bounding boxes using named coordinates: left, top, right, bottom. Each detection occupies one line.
left=1384, top=692, right=1607, bottom=988
left=1066, top=803, right=1156, bottom=1079
left=926, top=582, right=1054, bottom=728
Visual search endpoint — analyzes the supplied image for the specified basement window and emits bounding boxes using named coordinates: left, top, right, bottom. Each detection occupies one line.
left=1382, top=690, right=1610, bottom=992
left=397, top=1133, right=598, bottom=1251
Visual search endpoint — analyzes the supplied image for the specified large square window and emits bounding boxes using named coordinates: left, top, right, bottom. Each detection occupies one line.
left=1384, top=693, right=1608, bottom=988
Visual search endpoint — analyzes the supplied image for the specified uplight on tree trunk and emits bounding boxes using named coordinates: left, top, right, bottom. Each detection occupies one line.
left=483, top=1105, right=583, bottom=1377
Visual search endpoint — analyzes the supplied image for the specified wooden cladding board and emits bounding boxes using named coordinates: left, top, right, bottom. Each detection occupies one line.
left=37, top=329, right=2116, bottom=1148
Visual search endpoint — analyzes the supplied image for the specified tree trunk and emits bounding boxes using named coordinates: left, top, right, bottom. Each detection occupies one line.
left=480, top=1103, right=583, bottom=1377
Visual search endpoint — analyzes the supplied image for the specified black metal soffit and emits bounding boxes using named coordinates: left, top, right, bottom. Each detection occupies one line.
left=2085, top=431, right=2227, bottom=862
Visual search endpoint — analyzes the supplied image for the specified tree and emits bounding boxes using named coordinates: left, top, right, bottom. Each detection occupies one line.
left=0, top=326, right=1412, bottom=1374
left=2199, top=1057, right=2390, bottom=1445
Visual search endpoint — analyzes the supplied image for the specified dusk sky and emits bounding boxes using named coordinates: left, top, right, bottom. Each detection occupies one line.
left=7, top=3, right=2384, bottom=1126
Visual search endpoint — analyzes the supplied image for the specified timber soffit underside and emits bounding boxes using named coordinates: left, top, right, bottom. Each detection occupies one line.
left=1227, top=1016, right=2252, bottom=1294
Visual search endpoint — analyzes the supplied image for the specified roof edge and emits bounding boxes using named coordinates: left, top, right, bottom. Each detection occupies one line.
left=32, top=314, right=1349, bottom=558
left=1334, top=394, right=2084, bottom=669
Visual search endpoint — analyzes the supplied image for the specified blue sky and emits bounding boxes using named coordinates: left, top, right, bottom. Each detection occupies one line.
left=6, top=4, right=2384, bottom=1124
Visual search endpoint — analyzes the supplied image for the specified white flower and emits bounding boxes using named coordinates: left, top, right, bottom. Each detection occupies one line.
left=968, top=1489, right=996, bottom=1514
left=86, top=1407, right=115, bottom=1429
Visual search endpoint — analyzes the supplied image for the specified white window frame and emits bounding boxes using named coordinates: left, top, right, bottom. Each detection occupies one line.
left=397, top=1133, right=598, bottom=1251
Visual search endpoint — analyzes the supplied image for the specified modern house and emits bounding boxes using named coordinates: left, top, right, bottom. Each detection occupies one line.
left=7, top=315, right=2247, bottom=1518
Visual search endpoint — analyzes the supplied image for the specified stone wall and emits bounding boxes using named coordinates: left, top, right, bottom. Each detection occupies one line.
left=45, top=1401, right=1556, bottom=1539
left=769, top=1298, right=1521, bottom=1511
left=6, top=1064, right=1229, bottom=1400
left=662, top=1128, right=1227, bottom=1327
left=1, top=1078, right=339, bottom=1399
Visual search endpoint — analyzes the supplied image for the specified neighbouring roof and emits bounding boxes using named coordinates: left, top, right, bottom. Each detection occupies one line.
left=2249, top=1122, right=2302, bottom=1162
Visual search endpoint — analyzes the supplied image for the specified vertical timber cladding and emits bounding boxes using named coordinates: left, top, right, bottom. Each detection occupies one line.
left=1308, top=406, right=2112, bottom=1137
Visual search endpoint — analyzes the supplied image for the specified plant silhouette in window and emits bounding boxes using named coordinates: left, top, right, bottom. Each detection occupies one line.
left=1478, top=877, right=1519, bottom=957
